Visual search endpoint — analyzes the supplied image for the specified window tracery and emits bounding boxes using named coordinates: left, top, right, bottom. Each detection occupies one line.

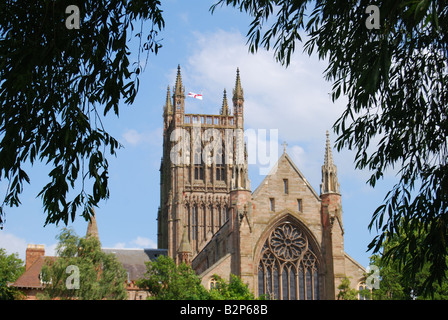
left=258, top=222, right=320, bottom=300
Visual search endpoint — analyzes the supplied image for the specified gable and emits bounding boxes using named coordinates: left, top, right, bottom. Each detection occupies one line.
left=252, top=152, right=321, bottom=202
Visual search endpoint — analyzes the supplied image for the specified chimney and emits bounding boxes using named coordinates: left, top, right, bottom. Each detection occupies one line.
left=25, top=244, right=45, bottom=271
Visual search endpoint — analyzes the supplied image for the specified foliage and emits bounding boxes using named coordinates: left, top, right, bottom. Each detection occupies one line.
left=137, top=255, right=210, bottom=300
left=212, top=0, right=448, bottom=295
left=0, top=248, right=25, bottom=300
left=137, top=255, right=260, bottom=300
left=0, top=0, right=164, bottom=228
left=337, top=276, right=359, bottom=300
left=40, top=228, right=128, bottom=300
left=369, top=224, right=448, bottom=300
left=368, top=254, right=406, bottom=300
left=208, top=274, right=260, bottom=300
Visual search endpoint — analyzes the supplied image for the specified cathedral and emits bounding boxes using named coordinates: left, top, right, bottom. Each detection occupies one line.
left=158, top=66, right=365, bottom=300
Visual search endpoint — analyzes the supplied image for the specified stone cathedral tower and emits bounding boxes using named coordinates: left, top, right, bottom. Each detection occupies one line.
left=158, top=66, right=365, bottom=299
left=158, top=66, right=249, bottom=264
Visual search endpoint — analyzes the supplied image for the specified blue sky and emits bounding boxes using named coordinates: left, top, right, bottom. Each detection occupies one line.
left=0, top=0, right=397, bottom=269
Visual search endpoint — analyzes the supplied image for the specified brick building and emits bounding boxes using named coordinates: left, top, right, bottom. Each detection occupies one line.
left=158, top=66, right=365, bottom=300
left=10, top=216, right=166, bottom=300
left=9, top=244, right=55, bottom=299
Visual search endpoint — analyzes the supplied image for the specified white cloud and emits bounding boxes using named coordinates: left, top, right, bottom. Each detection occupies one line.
left=45, top=243, right=58, bottom=257
left=121, top=128, right=162, bottom=147
left=131, top=236, right=157, bottom=248
left=110, top=237, right=157, bottom=250
left=0, top=231, right=57, bottom=260
left=0, top=231, right=27, bottom=260
left=111, top=242, right=127, bottom=249
left=290, top=145, right=306, bottom=167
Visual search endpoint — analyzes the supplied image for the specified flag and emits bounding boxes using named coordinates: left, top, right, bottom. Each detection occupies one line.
left=188, top=92, right=203, bottom=100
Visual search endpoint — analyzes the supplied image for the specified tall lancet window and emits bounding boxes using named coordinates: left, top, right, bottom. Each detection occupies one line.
left=216, top=151, right=225, bottom=181
left=283, top=179, right=289, bottom=194
left=191, top=205, right=198, bottom=242
left=194, top=147, right=204, bottom=180
left=258, top=222, right=320, bottom=300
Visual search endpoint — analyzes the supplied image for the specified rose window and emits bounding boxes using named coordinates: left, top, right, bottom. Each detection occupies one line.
left=258, top=222, right=320, bottom=300
left=270, top=223, right=307, bottom=261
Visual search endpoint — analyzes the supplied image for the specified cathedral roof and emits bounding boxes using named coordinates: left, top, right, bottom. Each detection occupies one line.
left=102, top=248, right=167, bottom=281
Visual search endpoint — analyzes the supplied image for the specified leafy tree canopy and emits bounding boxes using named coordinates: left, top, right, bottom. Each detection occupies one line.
left=212, top=0, right=448, bottom=294
left=369, top=221, right=448, bottom=300
left=336, top=276, right=359, bottom=300
left=40, top=228, right=128, bottom=300
left=208, top=274, right=260, bottom=300
left=137, top=255, right=260, bottom=300
left=0, top=248, right=25, bottom=300
left=0, top=0, right=164, bottom=227
left=136, top=255, right=210, bottom=300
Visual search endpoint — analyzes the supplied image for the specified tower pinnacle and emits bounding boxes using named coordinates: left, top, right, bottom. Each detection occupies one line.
left=233, top=67, right=244, bottom=101
left=232, top=68, right=244, bottom=127
left=324, top=131, right=334, bottom=167
left=221, top=89, right=230, bottom=115
left=174, top=65, right=183, bottom=95
left=321, top=131, right=340, bottom=194
left=172, top=65, right=185, bottom=116
left=164, top=86, right=172, bottom=115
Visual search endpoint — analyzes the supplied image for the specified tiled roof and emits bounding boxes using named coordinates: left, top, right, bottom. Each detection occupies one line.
left=12, top=256, right=56, bottom=289
left=102, top=248, right=167, bottom=281
left=11, top=248, right=167, bottom=289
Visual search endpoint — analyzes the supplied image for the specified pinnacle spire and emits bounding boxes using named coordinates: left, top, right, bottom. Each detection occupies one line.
left=174, top=64, right=184, bottom=96
left=86, top=207, right=99, bottom=240
left=324, top=130, right=334, bottom=167
left=220, top=89, right=230, bottom=115
left=233, top=67, right=244, bottom=100
left=165, top=86, right=172, bottom=115
left=177, top=225, right=192, bottom=265
left=232, top=68, right=244, bottom=126
left=321, top=130, right=340, bottom=194
left=173, top=65, right=185, bottom=115
left=178, top=225, right=192, bottom=254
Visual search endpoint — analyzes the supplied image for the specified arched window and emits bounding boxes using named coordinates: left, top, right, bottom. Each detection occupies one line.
left=358, top=282, right=371, bottom=300
left=258, top=222, right=320, bottom=300
left=210, top=277, right=219, bottom=290
left=216, top=151, right=225, bottom=181
left=191, top=205, right=198, bottom=242
left=194, top=146, right=204, bottom=180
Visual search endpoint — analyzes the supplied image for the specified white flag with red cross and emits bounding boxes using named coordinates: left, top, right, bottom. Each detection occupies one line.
left=187, top=92, right=203, bottom=100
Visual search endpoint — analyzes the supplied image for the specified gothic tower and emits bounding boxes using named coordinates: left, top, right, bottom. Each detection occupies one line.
left=158, top=66, right=249, bottom=264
